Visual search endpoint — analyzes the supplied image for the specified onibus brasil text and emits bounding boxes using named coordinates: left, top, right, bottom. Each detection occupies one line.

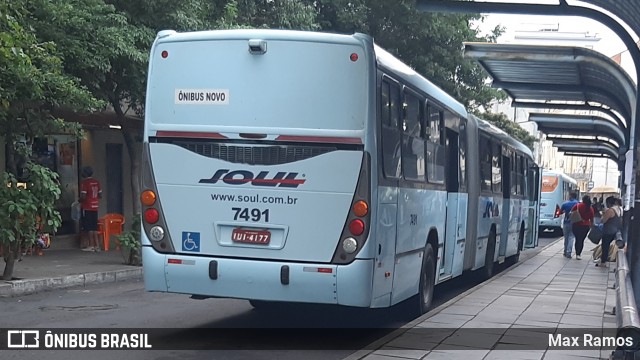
left=26, top=331, right=152, bottom=349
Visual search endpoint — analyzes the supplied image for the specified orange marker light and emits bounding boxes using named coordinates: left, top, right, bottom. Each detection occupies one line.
left=353, top=200, right=368, bottom=217
left=141, top=190, right=157, bottom=206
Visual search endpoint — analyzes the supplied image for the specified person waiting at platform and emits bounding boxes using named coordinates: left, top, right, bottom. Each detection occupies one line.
left=560, top=192, right=579, bottom=258
left=597, top=196, right=623, bottom=267
left=571, top=195, right=594, bottom=260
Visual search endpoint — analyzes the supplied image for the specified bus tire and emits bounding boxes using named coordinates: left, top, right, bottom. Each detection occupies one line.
left=416, top=243, right=436, bottom=315
left=483, top=232, right=497, bottom=279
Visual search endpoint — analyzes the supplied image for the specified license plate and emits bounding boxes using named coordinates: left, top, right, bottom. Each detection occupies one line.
left=231, top=228, right=271, bottom=245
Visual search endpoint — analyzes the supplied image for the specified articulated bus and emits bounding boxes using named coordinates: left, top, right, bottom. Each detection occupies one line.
left=141, top=29, right=541, bottom=314
left=538, top=170, right=579, bottom=234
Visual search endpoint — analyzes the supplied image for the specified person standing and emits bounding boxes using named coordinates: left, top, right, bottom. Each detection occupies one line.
left=80, top=166, right=102, bottom=252
left=571, top=195, right=595, bottom=260
left=597, top=196, right=623, bottom=267
left=560, top=192, right=579, bottom=258
left=592, top=197, right=602, bottom=225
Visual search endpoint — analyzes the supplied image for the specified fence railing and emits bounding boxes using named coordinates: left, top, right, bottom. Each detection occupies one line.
left=614, top=247, right=640, bottom=359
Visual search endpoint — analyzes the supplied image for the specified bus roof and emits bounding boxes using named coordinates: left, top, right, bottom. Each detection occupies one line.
left=374, top=45, right=468, bottom=117
left=154, top=29, right=368, bottom=47
left=542, top=169, right=578, bottom=185
left=473, top=115, right=534, bottom=159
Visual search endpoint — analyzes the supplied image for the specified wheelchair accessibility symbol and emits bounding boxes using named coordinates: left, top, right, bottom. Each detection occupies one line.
left=182, top=232, right=200, bottom=252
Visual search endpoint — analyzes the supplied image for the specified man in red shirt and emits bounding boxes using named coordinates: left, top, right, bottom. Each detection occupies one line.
left=80, top=166, right=102, bottom=252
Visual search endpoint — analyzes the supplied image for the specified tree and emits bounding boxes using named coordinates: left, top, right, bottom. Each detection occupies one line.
left=476, top=111, right=537, bottom=150
left=219, top=0, right=319, bottom=29
left=0, top=0, right=100, bottom=279
left=305, top=0, right=504, bottom=110
left=27, top=0, right=150, bottom=217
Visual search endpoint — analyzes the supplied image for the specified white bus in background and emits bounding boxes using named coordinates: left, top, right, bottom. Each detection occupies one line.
left=538, top=169, right=579, bottom=234
left=140, top=29, right=540, bottom=314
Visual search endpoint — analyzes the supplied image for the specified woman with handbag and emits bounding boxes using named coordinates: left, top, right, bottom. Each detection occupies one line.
left=597, top=196, right=623, bottom=267
left=571, top=195, right=595, bottom=260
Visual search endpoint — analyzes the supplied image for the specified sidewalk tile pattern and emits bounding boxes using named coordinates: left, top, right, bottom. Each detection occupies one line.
left=354, top=240, right=617, bottom=360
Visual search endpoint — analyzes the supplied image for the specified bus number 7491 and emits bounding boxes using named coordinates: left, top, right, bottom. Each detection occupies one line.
left=232, top=207, right=270, bottom=222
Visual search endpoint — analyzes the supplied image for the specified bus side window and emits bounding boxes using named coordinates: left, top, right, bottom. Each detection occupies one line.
left=491, top=141, right=501, bottom=193
left=381, top=79, right=402, bottom=179
left=426, top=105, right=445, bottom=183
left=519, top=155, right=525, bottom=196
left=401, top=90, right=425, bottom=181
left=479, top=135, right=492, bottom=191
left=511, top=153, right=517, bottom=196
left=459, top=122, right=467, bottom=190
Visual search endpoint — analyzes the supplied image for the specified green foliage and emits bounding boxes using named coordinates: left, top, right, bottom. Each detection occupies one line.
left=0, top=0, right=101, bottom=144
left=117, top=214, right=141, bottom=265
left=305, top=0, right=504, bottom=110
left=475, top=111, right=537, bottom=150
left=0, top=145, right=61, bottom=278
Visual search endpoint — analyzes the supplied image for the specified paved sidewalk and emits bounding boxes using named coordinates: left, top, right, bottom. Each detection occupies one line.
left=0, top=249, right=142, bottom=297
left=348, top=240, right=617, bottom=360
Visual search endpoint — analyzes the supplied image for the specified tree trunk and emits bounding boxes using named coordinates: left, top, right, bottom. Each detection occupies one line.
left=122, top=129, right=142, bottom=215
left=2, top=241, right=18, bottom=280
left=112, top=105, right=142, bottom=216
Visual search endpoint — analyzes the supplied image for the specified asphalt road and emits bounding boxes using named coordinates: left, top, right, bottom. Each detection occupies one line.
left=0, top=235, right=559, bottom=360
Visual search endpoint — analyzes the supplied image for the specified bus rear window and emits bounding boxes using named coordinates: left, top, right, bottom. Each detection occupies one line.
left=541, top=176, right=559, bottom=192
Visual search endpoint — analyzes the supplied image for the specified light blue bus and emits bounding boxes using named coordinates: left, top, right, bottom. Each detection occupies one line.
left=140, top=29, right=540, bottom=314
left=539, top=169, right=579, bottom=234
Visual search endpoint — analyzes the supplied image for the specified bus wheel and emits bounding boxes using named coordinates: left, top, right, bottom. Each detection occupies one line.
left=416, top=243, right=436, bottom=315
left=483, top=233, right=496, bottom=280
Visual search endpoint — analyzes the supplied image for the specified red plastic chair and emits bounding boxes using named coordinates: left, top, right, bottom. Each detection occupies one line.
left=98, top=213, right=125, bottom=251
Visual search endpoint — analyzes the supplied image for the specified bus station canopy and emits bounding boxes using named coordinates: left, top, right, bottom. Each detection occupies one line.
left=463, top=42, right=636, bottom=162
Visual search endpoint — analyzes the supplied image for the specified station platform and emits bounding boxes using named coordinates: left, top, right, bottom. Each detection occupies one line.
left=347, top=239, right=617, bottom=360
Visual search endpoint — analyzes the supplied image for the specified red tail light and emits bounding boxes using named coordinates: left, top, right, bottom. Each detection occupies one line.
left=349, top=219, right=365, bottom=236
left=554, top=205, right=562, bottom=218
left=144, top=208, right=160, bottom=224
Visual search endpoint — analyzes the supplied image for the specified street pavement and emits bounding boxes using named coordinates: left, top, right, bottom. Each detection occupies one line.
left=0, top=248, right=141, bottom=297
left=346, top=240, right=617, bottom=360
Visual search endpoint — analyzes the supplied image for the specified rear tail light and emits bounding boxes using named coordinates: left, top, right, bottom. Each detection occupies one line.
left=554, top=205, right=561, bottom=218
left=332, top=152, right=371, bottom=264
left=144, top=208, right=160, bottom=224
left=353, top=200, right=368, bottom=217
left=141, top=143, right=175, bottom=252
left=349, top=219, right=365, bottom=236
left=141, top=190, right=157, bottom=206
left=342, top=237, right=357, bottom=254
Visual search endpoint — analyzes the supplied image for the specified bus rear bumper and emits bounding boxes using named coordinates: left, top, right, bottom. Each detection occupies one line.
left=538, top=217, right=562, bottom=229
left=142, top=245, right=374, bottom=307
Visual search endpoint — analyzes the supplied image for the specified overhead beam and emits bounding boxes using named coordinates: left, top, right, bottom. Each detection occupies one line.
left=530, top=113, right=628, bottom=149
left=492, top=82, right=631, bottom=122
left=514, top=101, right=627, bottom=130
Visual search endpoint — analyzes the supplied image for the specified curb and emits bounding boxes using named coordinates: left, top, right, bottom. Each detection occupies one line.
left=343, top=237, right=562, bottom=360
left=0, top=268, right=143, bottom=298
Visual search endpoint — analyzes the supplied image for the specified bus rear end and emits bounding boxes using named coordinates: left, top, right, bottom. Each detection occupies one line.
left=141, top=30, right=376, bottom=307
left=539, top=173, right=563, bottom=232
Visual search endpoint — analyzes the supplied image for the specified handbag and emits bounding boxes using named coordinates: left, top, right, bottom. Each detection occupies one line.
left=587, top=224, right=603, bottom=244
left=569, top=209, right=583, bottom=223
